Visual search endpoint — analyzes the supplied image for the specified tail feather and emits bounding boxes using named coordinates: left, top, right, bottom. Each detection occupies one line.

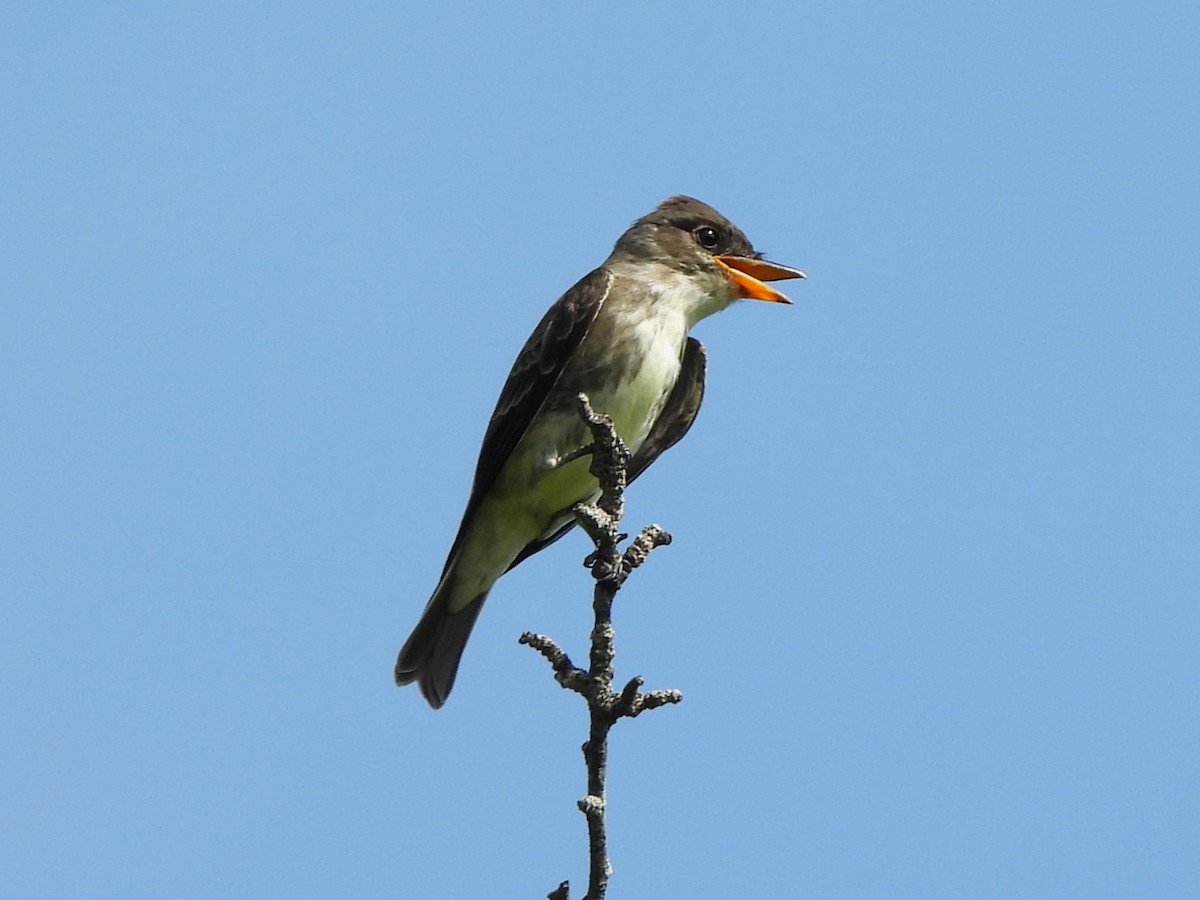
left=395, top=586, right=487, bottom=709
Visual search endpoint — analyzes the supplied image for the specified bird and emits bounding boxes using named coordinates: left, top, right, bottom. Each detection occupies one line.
left=395, top=195, right=804, bottom=707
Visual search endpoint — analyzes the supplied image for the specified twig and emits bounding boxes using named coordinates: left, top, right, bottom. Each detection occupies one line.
left=519, top=393, right=682, bottom=900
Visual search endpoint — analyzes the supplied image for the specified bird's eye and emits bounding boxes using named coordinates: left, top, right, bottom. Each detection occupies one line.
left=693, top=225, right=721, bottom=250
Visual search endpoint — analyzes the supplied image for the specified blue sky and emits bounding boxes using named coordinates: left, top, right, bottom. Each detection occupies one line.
left=4, top=2, right=1198, bottom=897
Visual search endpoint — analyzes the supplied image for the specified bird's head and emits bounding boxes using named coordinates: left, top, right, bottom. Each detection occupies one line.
left=608, top=195, right=805, bottom=306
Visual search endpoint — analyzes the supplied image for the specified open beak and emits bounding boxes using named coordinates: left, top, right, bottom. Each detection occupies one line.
left=713, top=255, right=806, bottom=304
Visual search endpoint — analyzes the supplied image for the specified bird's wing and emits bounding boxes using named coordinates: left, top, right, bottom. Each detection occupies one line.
left=440, top=267, right=611, bottom=575
left=504, top=336, right=707, bottom=572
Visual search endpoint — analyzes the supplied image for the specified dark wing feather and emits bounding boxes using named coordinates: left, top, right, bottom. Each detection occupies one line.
left=440, top=267, right=611, bottom=575
left=504, top=336, right=707, bottom=571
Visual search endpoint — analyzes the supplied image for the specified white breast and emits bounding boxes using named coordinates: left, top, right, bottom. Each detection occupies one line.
left=592, top=264, right=723, bottom=452
left=601, top=317, right=684, bottom=451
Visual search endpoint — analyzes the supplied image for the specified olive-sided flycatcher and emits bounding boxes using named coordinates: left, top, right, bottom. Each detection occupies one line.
left=395, top=196, right=804, bottom=707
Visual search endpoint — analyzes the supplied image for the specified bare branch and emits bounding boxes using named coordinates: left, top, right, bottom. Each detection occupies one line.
left=522, top=393, right=682, bottom=899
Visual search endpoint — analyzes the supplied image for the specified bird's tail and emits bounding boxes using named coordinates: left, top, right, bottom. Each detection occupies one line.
left=394, top=573, right=487, bottom=709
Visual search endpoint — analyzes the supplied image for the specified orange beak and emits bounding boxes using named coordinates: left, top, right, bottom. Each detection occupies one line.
left=713, top=255, right=806, bottom=304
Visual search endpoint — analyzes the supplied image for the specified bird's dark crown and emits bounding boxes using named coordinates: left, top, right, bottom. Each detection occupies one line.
left=608, top=195, right=763, bottom=269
